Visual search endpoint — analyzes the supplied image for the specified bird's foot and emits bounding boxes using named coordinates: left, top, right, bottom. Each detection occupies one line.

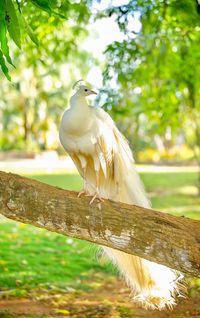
left=89, top=192, right=104, bottom=205
left=78, top=190, right=90, bottom=198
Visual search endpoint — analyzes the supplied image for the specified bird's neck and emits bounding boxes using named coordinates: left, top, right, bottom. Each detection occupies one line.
left=70, top=94, right=89, bottom=110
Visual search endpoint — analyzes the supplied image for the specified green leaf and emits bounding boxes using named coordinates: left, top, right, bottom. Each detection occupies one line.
left=30, top=0, right=52, bottom=15
left=21, top=15, right=39, bottom=46
left=0, top=49, right=11, bottom=81
left=0, top=0, right=14, bottom=66
left=52, top=10, right=66, bottom=19
left=16, top=0, right=21, bottom=13
left=26, top=24, right=39, bottom=47
left=5, top=0, right=21, bottom=49
left=30, top=0, right=66, bottom=19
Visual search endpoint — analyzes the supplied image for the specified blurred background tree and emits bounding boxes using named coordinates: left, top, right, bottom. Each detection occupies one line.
left=0, top=0, right=93, bottom=151
left=0, top=0, right=199, bottom=172
left=99, top=0, right=200, bottom=167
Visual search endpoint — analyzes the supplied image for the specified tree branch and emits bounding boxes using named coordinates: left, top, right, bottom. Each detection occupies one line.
left=0, top=170, right=200, bottom=276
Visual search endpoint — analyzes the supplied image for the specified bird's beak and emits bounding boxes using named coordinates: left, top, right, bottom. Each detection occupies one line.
left=90, top=90, right=97, bottom=95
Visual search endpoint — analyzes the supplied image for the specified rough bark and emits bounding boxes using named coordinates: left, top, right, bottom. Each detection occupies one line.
left=0, top=170, right=200, bottom=276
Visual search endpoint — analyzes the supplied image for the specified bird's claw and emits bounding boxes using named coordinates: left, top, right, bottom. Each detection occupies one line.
left=89, top=193, right=104, bottom=205
left=78, top=189, right=104, bottom=205
left=78, top=190, right=90, bottom=198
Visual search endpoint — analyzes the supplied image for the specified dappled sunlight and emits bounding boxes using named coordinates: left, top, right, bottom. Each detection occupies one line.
left=176, top=186, right=199, bottom=196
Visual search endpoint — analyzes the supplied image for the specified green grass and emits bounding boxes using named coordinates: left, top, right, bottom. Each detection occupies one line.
left=140, top=172, right=200, bottom=219
left=32, top=173, right=83, bottom=191
left=0, top=220, right=110, bottom=292
left=141, top=172, right=198, bottom=191
left=0, top=170, right=199, bottom=293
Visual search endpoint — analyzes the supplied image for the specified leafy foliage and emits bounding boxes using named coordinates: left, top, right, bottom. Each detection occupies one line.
left=0, top=0, right=94, bottom=151
left=0, top=0, right=83, bottom=79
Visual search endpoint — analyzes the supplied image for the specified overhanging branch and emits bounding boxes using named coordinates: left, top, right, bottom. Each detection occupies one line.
left=0, top=170, right=199, bottom=276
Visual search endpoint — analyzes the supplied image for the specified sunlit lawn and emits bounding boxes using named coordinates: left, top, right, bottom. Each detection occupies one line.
left=0, top=170, right=199, bottom=296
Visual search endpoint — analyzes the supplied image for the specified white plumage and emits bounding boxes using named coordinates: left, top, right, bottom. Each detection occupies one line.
left=59, top=83, right=183, bottom=309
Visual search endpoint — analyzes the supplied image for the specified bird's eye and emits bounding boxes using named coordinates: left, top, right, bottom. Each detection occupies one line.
left=84, top=89, right=88, bottom=92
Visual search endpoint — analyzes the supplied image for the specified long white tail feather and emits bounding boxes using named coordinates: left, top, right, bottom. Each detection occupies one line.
left=85, top=133, right=184, bottom=310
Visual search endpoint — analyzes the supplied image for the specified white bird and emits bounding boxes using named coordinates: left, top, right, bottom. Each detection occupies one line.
left=59, top=81, right=184, bottom=310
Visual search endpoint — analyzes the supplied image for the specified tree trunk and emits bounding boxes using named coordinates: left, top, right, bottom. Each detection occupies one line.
left=0, top=170, right=200, bottom=276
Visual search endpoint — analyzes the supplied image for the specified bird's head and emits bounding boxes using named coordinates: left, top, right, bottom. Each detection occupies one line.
left=76, top=85, right=97, bottom=97
left=72, top=80, right=97, bottom=97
